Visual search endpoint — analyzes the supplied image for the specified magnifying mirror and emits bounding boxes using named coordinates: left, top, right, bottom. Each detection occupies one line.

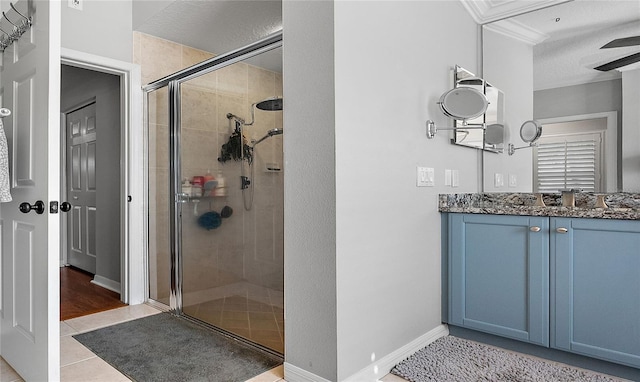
left=485, top=124, right=505, bottom=146
left=519, top=120, right=542, bottom=143
left=427, top=86, right=489, bottom=139
left=438, top=87, right=488, bottom=121
left=508, top=120, right=542, bottom=155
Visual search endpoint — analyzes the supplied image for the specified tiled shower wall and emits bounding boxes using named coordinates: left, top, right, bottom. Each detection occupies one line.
left=135, top=32, right=284, bottom=305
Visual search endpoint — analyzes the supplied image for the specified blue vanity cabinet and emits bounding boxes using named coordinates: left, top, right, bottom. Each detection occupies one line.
left=448, top=213, right=550, bottom=346
left=551, top=217, right=640, bottom=368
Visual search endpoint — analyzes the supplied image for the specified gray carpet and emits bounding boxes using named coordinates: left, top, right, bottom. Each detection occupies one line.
left=391, top=336, right=627, bottom=382
left=73, top=312, right=282, bottom=382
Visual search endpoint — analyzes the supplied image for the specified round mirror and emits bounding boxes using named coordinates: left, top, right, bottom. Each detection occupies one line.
left=438, top=87, right=488, bottom=120
left=519, top=120, right=542, bottom=143
left=485, top=124, right=504, bottom=145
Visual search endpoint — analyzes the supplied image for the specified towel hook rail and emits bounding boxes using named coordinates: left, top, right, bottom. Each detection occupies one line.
left=0, top=3, right=32, bottom=53
left=10, top=3, right=30, bottom=28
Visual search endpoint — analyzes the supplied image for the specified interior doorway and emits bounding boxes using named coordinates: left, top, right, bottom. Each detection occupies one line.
left=60, top=64, right=125, bottom=319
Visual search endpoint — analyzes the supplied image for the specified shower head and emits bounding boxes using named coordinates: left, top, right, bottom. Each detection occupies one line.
left=252, top=128, right=283, bottom=147
left=255, top=97, right=283, bottom=111
left=228, top=97, right=284, bottom=127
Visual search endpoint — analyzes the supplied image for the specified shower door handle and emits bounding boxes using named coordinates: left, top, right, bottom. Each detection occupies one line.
left=176, top=193, right=190, bottom=203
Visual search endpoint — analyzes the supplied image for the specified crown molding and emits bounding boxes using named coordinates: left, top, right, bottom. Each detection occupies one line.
left=460, top=0, right=572, bottom=24
left=484, top=18, right=550, bottom=45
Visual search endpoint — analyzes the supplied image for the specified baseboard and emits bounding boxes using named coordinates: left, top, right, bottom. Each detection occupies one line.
left=284, top=362, right=333, bottom=382
left=283, top=325, right=449, bottom=382
left=345, top=324, right=449, bottom=381
left=91, top=275, right=121, bottom=294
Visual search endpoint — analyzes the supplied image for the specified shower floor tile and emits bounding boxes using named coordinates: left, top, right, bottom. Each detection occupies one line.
left=184, top=294, right=285, bottom=354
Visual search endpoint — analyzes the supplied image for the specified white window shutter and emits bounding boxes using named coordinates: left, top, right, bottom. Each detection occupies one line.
left=534, top=133, right=602, bottom=193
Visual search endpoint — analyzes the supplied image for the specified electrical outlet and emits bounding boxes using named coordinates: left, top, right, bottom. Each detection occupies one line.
left=417, top=166, right=434, bottom=187
left=494, top=173, right=504, bottom=188
left=68, top=0, right=83, bottom=10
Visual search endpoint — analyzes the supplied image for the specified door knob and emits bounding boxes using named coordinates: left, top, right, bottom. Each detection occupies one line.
left=60, top=202, right=72, bottom=212
left=19, top=200, right=45, bottom=214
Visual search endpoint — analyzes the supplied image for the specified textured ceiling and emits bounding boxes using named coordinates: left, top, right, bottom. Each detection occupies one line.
left=135, top=0, right=639, bottom=89
left=134, top=0, right=283, bottom=73
left=480, top=0, right=640, bottom=90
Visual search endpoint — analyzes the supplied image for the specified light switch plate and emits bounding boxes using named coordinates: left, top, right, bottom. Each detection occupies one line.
left=494, top=173, right=504, bottom=188
left=452, top=170, right=459, bottom=187
left=445, top=169, right=452, bottom=186
left=508, top=174, right=517, bottom=187
left=417, top=166, right=434, bottom=187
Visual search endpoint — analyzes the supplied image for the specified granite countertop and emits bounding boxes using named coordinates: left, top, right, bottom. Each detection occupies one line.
left=439, top=193, right=640, bottom=220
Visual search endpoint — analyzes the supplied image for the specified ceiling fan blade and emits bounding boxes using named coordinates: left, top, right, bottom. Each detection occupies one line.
left=594, top=52, right=640, bottom=71
left=601, top=36, right=640, bottom=49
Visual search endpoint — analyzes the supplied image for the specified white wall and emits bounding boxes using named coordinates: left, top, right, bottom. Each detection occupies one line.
left=284, top=1, right=480, bottom=380
left=482, top=28, right=534, bottom=192
left=621, top=68, right=640, bottom=191
left=283, top=1, right=337, bottom=380
left=61, top=0, right=133, bottom=62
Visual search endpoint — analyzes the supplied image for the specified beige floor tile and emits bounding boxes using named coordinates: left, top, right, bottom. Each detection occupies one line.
left=64, top=304, right=162, bottom=334
left=250, top=319, right=280, bottom=332
left=380, top=373, right=409, bottom=381
left=60, top=357, right=130, bottom=382
left=60, top=336, right=96, bottom=367
left=60, top=321, right=78, bottom=337
left=0, top=357, right=24, bottom=382
left=246, top=365, right=284, bottom=382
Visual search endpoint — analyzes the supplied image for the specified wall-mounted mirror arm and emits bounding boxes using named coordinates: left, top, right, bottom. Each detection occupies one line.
left=426, top=120, right=485, bottom=139
left=507, top=120, right=542, bottom=155
left=507, top=142, right=537, bottom=155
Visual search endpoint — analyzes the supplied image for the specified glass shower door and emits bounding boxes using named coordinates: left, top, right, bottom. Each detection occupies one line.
left=177, top=56, right=284, bottom=354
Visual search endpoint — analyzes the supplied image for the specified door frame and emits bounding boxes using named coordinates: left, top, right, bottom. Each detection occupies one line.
left=61, top=48, right=145, bottom=305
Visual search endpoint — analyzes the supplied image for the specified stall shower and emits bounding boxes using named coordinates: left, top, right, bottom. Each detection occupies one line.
left=227, top=97, right=284, bottom=211
left=145, top=36, right=284, bottom=354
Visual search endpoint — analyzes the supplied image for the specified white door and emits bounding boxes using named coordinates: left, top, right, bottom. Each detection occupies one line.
left=0, top=1, right=61, bottom=381
left=66, top=102, right=97, bottom=273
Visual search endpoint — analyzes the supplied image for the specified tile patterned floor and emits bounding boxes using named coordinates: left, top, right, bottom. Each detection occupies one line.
left=0, top=304, right=288, bottom=382
left=183, top=294, right=285, bottom=354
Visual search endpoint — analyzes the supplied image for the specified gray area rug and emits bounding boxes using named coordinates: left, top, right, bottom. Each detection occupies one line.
left=73, top=312, right=282, bottom=382
left=392, top=336, right=626, bottom=382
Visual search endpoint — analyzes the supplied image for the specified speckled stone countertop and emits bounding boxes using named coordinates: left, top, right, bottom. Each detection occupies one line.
left=439, top=193, right=640, bottom=220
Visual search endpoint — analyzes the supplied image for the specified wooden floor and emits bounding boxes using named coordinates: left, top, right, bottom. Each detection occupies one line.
left=60, top=266, right=127, bottom=321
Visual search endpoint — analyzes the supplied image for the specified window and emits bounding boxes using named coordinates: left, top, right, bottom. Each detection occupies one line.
left=533, top=132, right=603, bottom=192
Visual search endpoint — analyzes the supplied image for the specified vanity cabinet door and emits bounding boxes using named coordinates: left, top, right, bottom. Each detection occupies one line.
left=551, top=217, right=640, bottom=368
left=448, top=213, right=549, bottom=346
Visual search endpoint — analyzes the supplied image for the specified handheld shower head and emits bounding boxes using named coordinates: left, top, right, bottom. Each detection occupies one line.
left=267, top=128, right=283, bottom=137
left=252, top=128, right=283, bottom=147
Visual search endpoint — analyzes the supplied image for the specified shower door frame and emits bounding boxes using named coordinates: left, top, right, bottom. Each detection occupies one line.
left=143, top=32, right=283, bottom=316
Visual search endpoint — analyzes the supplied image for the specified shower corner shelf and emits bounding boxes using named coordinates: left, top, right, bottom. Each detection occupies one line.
left=177, top=194, right=220, bottom=203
